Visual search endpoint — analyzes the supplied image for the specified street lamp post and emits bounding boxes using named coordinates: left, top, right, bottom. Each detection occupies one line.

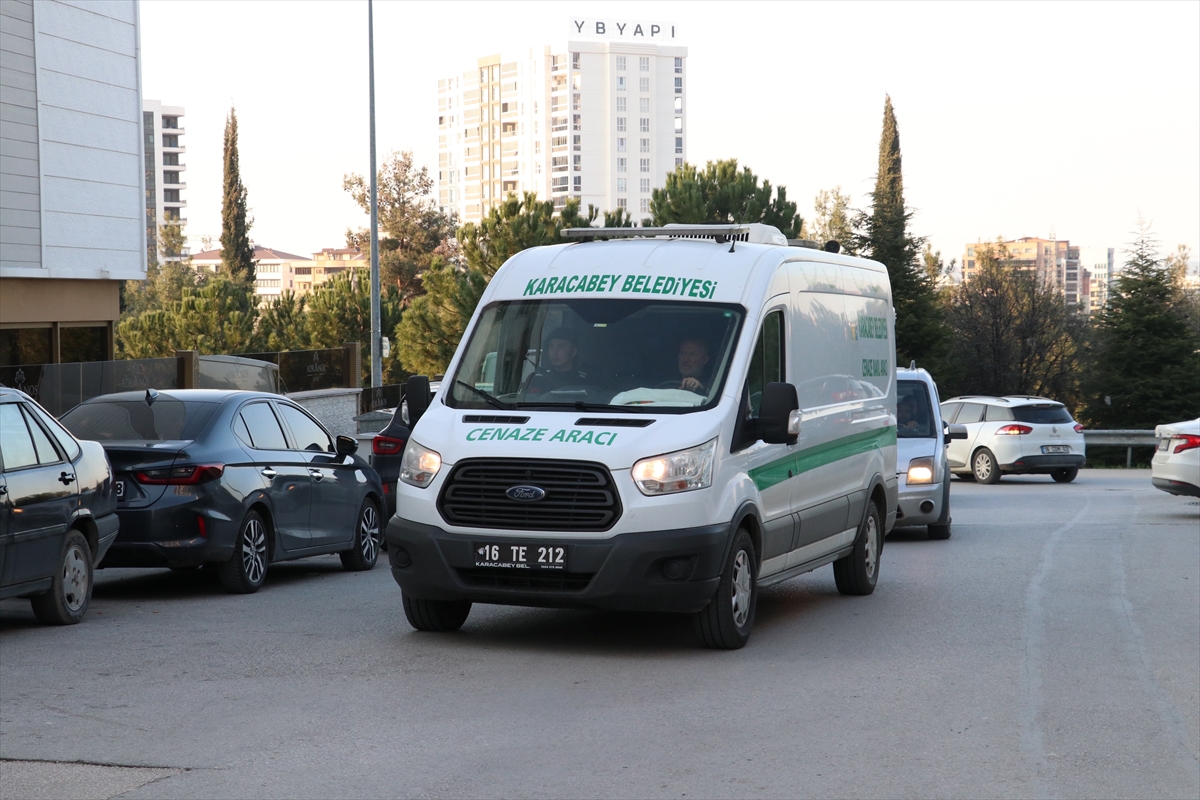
left=368, top=0, right=382, bottom=389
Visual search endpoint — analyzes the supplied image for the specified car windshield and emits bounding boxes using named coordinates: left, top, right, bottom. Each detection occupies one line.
left=897, top=380, right=935, bottom=439
left=60, top=398, right=218, bottom=441
left=447, top=298, right=745, bottom=413
left=1013, top=404, right=1073, bottom=424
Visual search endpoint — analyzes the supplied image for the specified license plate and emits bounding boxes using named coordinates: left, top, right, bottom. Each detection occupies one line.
left=474, top=542, right=568, bottom=570
left=1041, top=445, right=1070, bottom=454
left=115, top=480, right=124, bottom=498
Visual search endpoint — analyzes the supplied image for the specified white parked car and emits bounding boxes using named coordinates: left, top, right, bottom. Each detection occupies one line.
left=939, top=396, right=1086, bottom=484
left=893, top=367, right=967, bottom=539
left=1151, top=418, right=1200, bottom=497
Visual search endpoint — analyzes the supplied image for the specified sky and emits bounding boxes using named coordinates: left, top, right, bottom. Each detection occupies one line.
left=140, top=0, right=1200, bottom=268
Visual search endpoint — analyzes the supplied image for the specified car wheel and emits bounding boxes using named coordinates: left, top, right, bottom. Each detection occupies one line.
left=972, top=448, right=1001, bottom=484
left=696, top=528, right=757, bottom=650
left=928, top=475, right=952, bottom=540
left=833, top=501, right=882, bottom=596
left=402, top=593, right=472, bottom=632
left=218, top=510, right=269, bottom=594
left=340, top=498, right=381, bottom=571
left=30, top=530, right=93, bottom=625
left=1051, top=467, right=1078, bottom=483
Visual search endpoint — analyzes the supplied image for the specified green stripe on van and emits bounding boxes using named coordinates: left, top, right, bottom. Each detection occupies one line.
left=748, top=426, right=897, bottom=491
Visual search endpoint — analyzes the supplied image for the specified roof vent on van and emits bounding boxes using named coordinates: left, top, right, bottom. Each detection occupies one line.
left=561, top=223, right=788, bottom=246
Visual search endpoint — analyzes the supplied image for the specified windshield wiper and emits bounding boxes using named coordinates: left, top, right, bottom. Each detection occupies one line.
left=455, top=381, right=513, bottom=411
left=513, top=401, right=645, bottom=414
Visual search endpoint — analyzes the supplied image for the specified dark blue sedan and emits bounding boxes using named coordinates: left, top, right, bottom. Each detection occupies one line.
left=59, top=390, right=384, bottom=594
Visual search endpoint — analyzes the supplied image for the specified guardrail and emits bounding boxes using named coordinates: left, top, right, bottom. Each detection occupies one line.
left=1083, top=429, right=1158, bottom=467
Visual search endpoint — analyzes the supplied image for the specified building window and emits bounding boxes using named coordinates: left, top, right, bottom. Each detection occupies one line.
left=675, top=157, right=683, bottom=167
left=573, top=134, right=581, bottom=150
left=617, top=197, right=627, bottom=209
left=674, top=117, right=683, bottom=133
left=640, top=118, right=649, bottom=132
left=573, top=114, right=581, bottom=131
left=162, top=116, right=178, bottom=129
left=617, top=178, right=627, bottom=193
left=617, top=117, right=626, bottom=132
left=572, top=74, right=581, bottom=90
left=616, top=56, right=626, bottom=71
left=534, top=141, right=541, bottom=154
left=639, top=158, right=649, bottom=172
left=675, top=77, right=682, bottom=94
left=163, top=153, right=178, bottom=166
left=164, top=189, right=180, bottom=202
left=571, top=51, right=580, bottom=69
left=639, top=77, right=649, bottom=92
left=674, top=97, right=682, bottom=113
left=675, top=57, right=683, bottom=73
left=573, top=93, right=580, bottom=111
left=639, top=178, right=650, bottom=193
left=573, top=155, right=581, bottom=171
left=639, top=97, right=649, bottom=113
left=617, top=158, right=627, bottom=172
left=164, top=171, right=179, bottom=184
left=617, top=137, right=626, bottom=152
left=639, top=56, right=649, bottom=72
left=616, top=96, right=626, bottom=112
left=675, top=136, right=683, bottom=154
left=162, top=134, right=178, bottom=147
left=573, top=176, right=581, bottom=190
left=640, top=198, right=649, bottom=213
left=617, top=76, right=626, bottom=91
left=640, top=138, right=649, bottom=153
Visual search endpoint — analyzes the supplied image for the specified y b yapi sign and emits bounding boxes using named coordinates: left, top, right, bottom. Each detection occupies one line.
left=569, top=18, right=678, bottom=40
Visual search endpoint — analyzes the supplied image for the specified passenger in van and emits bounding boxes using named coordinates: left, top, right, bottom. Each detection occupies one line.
left=669, top=337, right=710, bottom=393
left=524, top=328, right=589, bottom=395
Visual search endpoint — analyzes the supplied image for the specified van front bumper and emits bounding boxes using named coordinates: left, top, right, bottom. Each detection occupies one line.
left=386, top=517, right=728, bottom=613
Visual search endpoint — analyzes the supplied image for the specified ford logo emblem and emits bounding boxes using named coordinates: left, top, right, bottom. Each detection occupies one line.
left=506, top=485, right=546, bottom=502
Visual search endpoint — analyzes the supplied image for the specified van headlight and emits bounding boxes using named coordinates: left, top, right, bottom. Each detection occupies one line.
left=400, top=440, right=442, bottom=488
left=631, top=438, right=716, bottom=496
left=906, top=457, right=935, bottom=485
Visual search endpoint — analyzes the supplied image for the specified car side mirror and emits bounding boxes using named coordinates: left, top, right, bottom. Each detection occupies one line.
left=945, top=424, right=968, bottom=443
left=759, top=382, right=799, bottom=445
left=405, top=376, right=431, bottom=427
left=335, top=435, right=357, bottom=458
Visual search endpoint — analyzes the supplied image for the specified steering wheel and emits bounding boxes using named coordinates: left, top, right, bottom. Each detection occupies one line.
left=655, top=380, right=683, bottom=390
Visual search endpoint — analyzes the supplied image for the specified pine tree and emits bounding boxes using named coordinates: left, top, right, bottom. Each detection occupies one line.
left=855, top=96, right=947, bottom=368
left=1082, top=224, right=1200, bottom=428
left=220, top=106, right=256, bottom=284
left=649, top=159, right=802, bottom=236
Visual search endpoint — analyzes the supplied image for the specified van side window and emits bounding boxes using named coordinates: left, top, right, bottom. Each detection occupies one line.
left=746, top=309, right=785, bottom=417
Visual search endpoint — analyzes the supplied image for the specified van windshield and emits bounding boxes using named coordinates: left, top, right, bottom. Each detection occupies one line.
left=897, top=380, right=935, bottom=439
left=447, top=298, right=745, bottom=413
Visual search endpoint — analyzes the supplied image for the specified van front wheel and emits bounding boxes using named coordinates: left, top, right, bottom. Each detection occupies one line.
left=696, top=529, right=757, bottom=650
left=833, top=501, right=882, bottom=596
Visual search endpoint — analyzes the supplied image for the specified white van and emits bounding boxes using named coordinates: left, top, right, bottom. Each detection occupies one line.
left=386, top=224, right=898, bottom=648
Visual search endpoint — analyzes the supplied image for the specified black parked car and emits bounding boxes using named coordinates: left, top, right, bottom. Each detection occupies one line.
left=58, top=390, right=385, bottom=594
left=1, top=388, right=119, bottom=624
left=368, top=408, right=411, bottom=520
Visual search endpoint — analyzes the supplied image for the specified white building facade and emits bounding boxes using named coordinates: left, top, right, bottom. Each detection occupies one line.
left=142, top=99, right=187, bottom=261
left=0, top=0, right=145, bottom=365
left=438, top=18, right=687, bottom=224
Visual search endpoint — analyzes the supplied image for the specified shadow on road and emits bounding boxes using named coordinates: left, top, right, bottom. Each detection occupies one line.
left=90, top=560, right=349, bottom=601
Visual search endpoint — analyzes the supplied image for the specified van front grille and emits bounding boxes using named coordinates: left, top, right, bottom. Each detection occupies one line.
left=437, top=458, right=621, bottom=531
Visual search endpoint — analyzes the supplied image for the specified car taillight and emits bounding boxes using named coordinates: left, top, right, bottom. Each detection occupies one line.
left=373, top=435, right=406, bottom=455
left=134, top=464, right=225, bottom=485
left=996, top=424, right=1033, bottom=435
left=1074, top=424, right=1084, bottom=433
left=1173, top=434, right=1200, bottom=455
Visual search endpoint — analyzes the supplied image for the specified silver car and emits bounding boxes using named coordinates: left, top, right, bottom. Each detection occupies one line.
left=892, top=367, right=966, bottom=539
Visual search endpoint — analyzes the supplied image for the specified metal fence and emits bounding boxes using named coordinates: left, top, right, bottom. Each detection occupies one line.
left=240, top=348, right=354, bottom=393
left=0, top=358, right=180, bottom=417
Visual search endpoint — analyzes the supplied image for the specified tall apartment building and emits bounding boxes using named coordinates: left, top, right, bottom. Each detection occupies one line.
left=1, top=0, right=145, bottom=366
left=1083, top=247, right=1116, bottom=313
left=142, top=99, right=187, bottom=262
left=962, top=236, right=1085, bottom=305
left=437, top=18, right=687, bottom=224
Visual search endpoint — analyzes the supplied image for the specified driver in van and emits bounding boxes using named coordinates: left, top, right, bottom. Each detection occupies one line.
left=673, top=337, right=710, bottom=393
left=897, top=395, right=923, bottom=433
left=524, top=328, right=589, bottom=395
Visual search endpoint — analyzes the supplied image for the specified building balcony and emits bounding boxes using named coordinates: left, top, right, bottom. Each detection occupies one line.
left=161, top=181, right=186, bottom=189
left=162, top=144, right=186, bottom=153
left=164, top=199, right=187, bottom=208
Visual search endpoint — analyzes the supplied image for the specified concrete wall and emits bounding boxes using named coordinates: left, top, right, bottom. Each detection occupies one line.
left=288, top=388, right=362, bottom=439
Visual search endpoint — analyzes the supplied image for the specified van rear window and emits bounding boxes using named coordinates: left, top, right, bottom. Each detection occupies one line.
left=1012, top=404, right=1073, bottom=424
left=60, top=400, right=217, bottom=442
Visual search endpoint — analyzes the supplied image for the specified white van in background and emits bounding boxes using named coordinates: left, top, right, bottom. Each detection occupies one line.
left=387, top=224, right=898, bottom=649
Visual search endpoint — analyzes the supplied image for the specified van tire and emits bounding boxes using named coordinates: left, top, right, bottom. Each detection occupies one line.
left=1051, top=468, right=1078, bottom=483
left=927, top=475, right=952, bottom=540
left=972, top=448, right=1001, bottom=484
left=402, top=593, right=471, bottom=632
left=695, top=529, right=757, bottom=650
left=833, top=501, right=882, bottom=595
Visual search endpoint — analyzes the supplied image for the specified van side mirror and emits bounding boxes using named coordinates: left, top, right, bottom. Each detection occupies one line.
left=945, top=424, right=968, bottom=443
left=335, top=435, right=357, bottom=458
left=405, top=376, right=431, bottom=426
left=759, top=382, right=799, bottom=445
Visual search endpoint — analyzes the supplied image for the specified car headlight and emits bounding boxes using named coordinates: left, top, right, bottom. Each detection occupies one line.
left=906, top=457, right=935, bottom=485
left=631, top=438, right=716, bottom=496
left=399, top=440, right=442, bottom=488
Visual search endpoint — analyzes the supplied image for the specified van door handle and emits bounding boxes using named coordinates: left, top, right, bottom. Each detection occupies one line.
left=59, top=472, right=76, bottom=485
left=310, top=470, right=324, bottom=482
left=261, top=468, right=277, bottom=479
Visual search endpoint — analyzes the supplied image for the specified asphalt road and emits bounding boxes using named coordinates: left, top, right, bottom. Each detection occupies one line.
left=2, top=469, right=1197, bottom=800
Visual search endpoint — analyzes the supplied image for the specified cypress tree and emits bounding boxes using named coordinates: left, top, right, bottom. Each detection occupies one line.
left=855, top=96, right=947, bottom=368
left=220, top=106, right=256, bottom=284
